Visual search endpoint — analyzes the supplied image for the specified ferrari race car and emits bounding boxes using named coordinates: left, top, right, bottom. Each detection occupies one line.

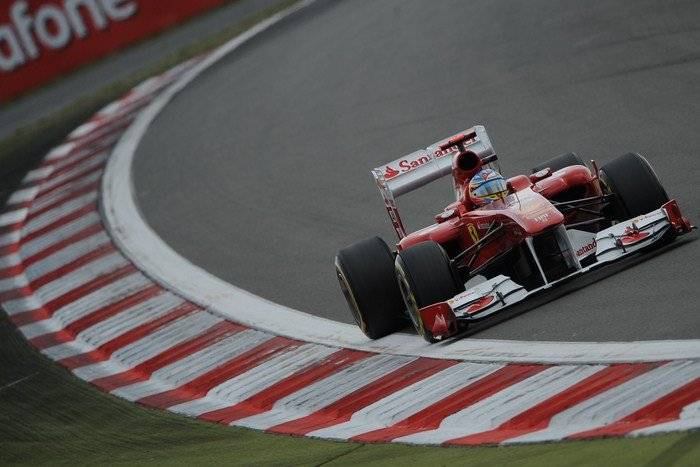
left=335, top=126, right=695, bottom=343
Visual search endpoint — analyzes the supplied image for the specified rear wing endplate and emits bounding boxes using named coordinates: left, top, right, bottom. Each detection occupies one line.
left=371, top=125, right=495, bottom=239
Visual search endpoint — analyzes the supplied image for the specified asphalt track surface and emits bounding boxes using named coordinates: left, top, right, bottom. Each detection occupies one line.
left=133, top=0, right=700, bottom=341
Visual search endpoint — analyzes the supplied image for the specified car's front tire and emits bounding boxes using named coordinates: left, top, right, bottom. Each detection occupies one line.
left=335, top=236, right=405, bottom=339
left=395, top=241, right=464, bottom=343
left=599, top=152, right=669, bottom=220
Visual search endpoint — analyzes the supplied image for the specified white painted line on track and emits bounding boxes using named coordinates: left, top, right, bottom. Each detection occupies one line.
left=0, top=230, right=20, bottom=248
left=28, top=172, right=101, bottom=213
left=23, top=167, right=52, bottom=183
left=234, top=353, right=414, bottom=431
left=46, top=143, right=75, bottom=161
left=0, top=372, right=38, bottom=392
left=170, top=342, right=337, bottom=417
left=1, top=295, right=43, bottom=316
left=7, top=187, right=39, bottom=205
left=0, top=208, right=28, bottom=226
left=505, top=360, right=700, bottom=443
left=22, top=232, right=111, bottom=280
left=397, top=365, right=603, bottom=444
left=19, top=272, right=147, bottom=339
left=42, top=292, right=180, bottom=361
left=22, top=193, right=98, bottom=235
left=308, top=362, right=502, bottom=440
left=35, top=153, right=105, bottom=194
left=631, top=401, right=700, bottom=436
left=0, top=254, right=21, bottom=269
left=0, top=275, right=26, bottom=292
left=112, top=329, right=269, bottom=401
left=23, top=252, right=128, bottom=304
left=72, top=311, right=222, bottom=381
left=20, top=213, right=101, bottom=258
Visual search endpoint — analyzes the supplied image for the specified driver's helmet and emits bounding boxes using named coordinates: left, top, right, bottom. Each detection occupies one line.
left=468, top=169, right=508, bottom=206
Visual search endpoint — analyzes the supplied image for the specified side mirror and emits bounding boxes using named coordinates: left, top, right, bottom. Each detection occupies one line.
left=530, top=167, right=552, bottom=182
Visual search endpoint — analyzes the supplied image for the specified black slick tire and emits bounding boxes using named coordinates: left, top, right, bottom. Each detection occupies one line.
left=335, top=236, right=405, bottom=339
left=599, top=152, right=669, bottom=220
left=395, top=241, right=464, bottom=343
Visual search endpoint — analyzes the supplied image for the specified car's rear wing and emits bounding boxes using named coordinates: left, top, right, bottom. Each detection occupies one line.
left=371, top=125, right=495, bottom=239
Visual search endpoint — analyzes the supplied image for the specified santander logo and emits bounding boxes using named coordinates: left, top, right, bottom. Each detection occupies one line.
left=383, top=154, right=432, bottom=180
left=384, top=156, right=431, bottom=180
left=399, top=154, right=431, bottom=171
left=576, top=238, right=597, bottom=257
left=384, top=165, right=399, bottom=179
left=0, top=0, right=139, bottom=72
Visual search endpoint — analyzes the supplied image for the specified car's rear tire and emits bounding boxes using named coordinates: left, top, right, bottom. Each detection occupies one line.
left=531, top=152, right=585, bottom=174
left=335, top=236, right=405, bottom=339
left=395, top=241, right=464, bottom=343
left=599, top=152, right=669, bottom=220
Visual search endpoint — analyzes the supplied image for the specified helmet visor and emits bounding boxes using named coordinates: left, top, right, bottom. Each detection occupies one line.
left=472, top=177, right=507, bottom=199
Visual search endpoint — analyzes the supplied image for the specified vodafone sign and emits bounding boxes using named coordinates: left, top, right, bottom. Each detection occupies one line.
left=0, top=0, right=228, bottom=102
left=1, top=1, right=138, bottom=71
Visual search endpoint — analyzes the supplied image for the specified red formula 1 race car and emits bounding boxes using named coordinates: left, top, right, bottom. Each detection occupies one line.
left=335, top=126, right=695, bottom=343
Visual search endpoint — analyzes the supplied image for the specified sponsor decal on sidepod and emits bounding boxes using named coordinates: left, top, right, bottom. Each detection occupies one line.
left=576, top=238, right=597, bottom=257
